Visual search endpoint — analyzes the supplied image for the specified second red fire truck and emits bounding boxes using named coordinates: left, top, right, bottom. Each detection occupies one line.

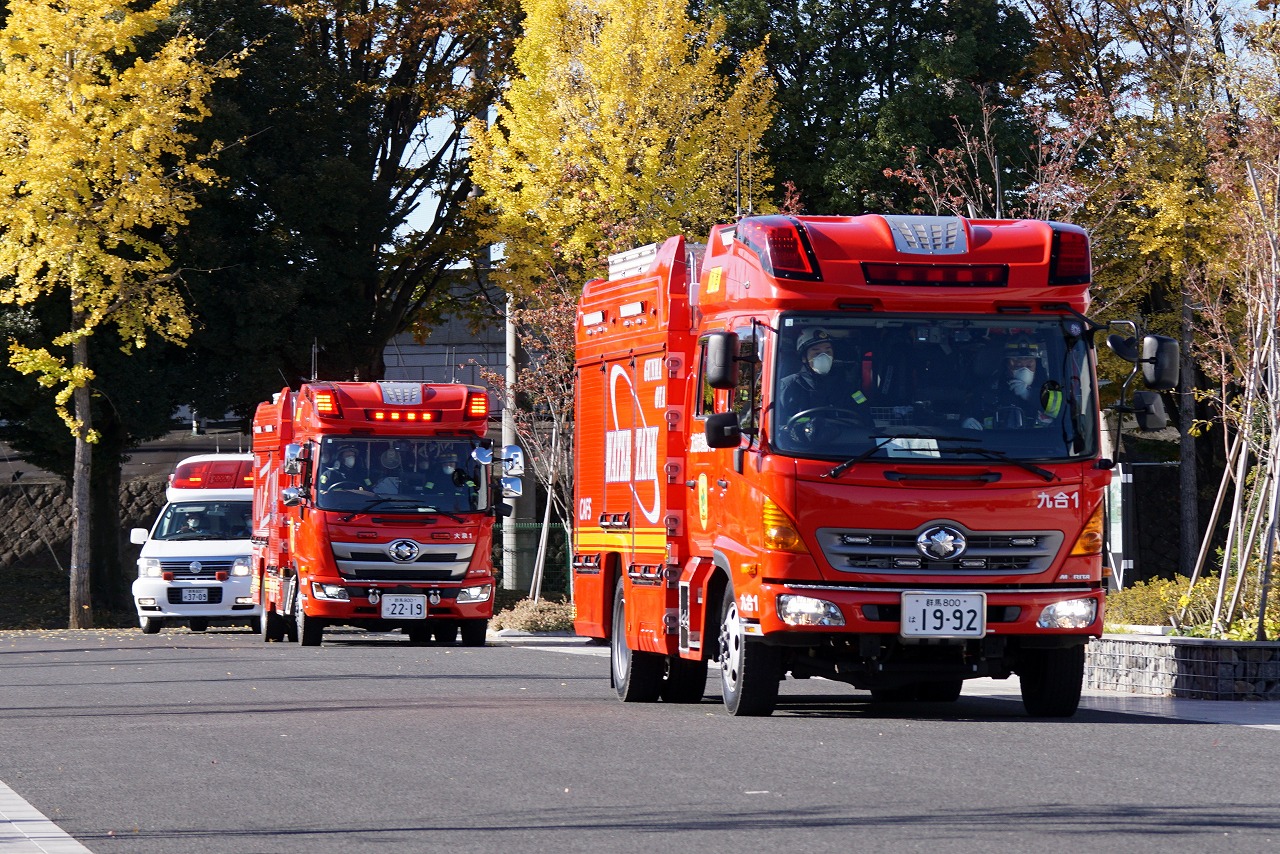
left=573, top=213, right=1177, bottom=716
left=251, top=381, right=523, bottom=646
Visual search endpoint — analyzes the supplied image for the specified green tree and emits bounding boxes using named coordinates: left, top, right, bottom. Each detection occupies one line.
left=469, top=0, right=775, bottom=294
left=0, top=0, right=239, bottom=628
left=697, top=0, right=1034, bottom=213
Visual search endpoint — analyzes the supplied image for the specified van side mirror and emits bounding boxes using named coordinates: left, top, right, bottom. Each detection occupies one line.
left=1141, top=334, right=1179, bottom=390
left=130, top=528, right=148, bottom=545
left=704, top=332, right=738, bottom=389
left=705, top=411, right=742, bottom=448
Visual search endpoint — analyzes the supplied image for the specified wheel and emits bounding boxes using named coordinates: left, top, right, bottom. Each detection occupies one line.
left=782, top=406, right=867, bottom=444
left=459, top=619, right=487, bottom=647
left=260, top=605, right=286, bottom=642
left=189, top=619, right=208, bottom=632
left=1019, top=645, right=1085, bottom=717
left=405, top=624, right=432, bottom=645
left=718, top=585, right=781, bottom=716
left=610, top=578, right=663, bottom=702
left=295, top=587, right=324, bottom=646
left=248, top=617, right=262, bottom=635
left=660, top=656, right=709, bottom=703
left=433, top=620, right=460, bottom=644
left=140, top=616, right=163, bottom=635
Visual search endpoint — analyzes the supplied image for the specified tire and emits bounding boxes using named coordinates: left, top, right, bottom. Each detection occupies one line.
left=248, top=617, right=262, bottom=635
left=405, top=624, right=432, bottom=646
left=1019, top=645, right=1085, bottom=717
left=260, top=606, right=286, bottom=643
left=459, top=620, right=488, bottom=647
left=718, top=585, right=781, bottom=716
left=610, top=578, right=663, bottom=702
left=140, top=617, right=163, bottom=635
left=660, top=656, right=708, bottom=703
left=295, top=588, right=324, bottom=647
left=189, top=619, right=208, bottom=632
left=433, top=620, right=460, bottom=644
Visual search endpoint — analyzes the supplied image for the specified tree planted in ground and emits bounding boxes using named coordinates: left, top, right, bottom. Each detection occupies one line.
left=0, top=0, right=240, bottom=628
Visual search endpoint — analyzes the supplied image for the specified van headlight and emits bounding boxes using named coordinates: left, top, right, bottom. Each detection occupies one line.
left=777, top=594, right=845, bottom=627
left=1037, top=598, right=1097, bottom=629
left=140, top=559, right=163, bottom=578
left=457, top=584, right=492, bottom=604
left=231, top=557, right=251, bottom=577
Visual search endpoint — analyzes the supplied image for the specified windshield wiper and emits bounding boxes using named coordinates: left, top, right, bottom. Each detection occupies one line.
left=936, top=446, right=1057, bottom=482
left=340, top=498, right=466, bottom=523
left=822, top=432, right=981, bottom=480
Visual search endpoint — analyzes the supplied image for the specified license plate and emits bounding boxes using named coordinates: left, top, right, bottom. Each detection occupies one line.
left=900, top=592, right=986, bottom=638
left=381, top=594, right=426, bottom=619
left=181, top=588, right=209, bottom=603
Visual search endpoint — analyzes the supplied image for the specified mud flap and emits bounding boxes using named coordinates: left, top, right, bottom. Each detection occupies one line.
left=678, top=556, right=715, bottom=654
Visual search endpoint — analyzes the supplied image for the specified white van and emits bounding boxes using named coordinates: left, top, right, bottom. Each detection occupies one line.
left=130, top=454, right=262, bottom=633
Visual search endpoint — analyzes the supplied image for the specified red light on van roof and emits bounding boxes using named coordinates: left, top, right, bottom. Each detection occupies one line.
left=171, top=458, right=252, bottom=490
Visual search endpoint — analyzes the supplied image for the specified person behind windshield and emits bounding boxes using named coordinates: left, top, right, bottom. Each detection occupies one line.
left=373, top=448, right=406, bottom=495
left=319, top=445, right=371, bottom=492
left=778, top=327, right=870, bottom=423
left=964, top=335, right=1063, bottom=429
left=181, top=514, right=206, bottom=536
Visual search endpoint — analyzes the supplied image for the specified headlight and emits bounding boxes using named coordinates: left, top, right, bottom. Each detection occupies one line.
left=777, top=594, right=845, bottom=627
left=140, top=559, right=162, bottom=578
left=231, top=557, right=251, bottom=577
left=1037, top=598, right=1097, bottom=629
left=457, top=584, right=492, bottom=604
left=312, top=583, right=350, bottom=601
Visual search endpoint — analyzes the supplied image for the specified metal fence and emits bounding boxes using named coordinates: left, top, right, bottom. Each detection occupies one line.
left=493, top=521, right=572, bottom=600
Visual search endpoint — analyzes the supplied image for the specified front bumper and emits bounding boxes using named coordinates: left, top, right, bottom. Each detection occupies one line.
left=298, top=579, right=496, bottom=622
left=132, top=576, right=262, bottom=619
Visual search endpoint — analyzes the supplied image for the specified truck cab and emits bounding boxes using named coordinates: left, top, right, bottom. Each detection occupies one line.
left=130, top=454, right=260, bottom=633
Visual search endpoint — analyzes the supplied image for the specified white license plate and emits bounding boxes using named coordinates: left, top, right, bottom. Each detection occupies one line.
left=381, top=594, right=426, bottom=619
left=181, top=588, right=209, bottom=603
left=900, top=592, right=986, bottom=638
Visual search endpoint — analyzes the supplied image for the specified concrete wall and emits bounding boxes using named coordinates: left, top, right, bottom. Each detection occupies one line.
left=1087, top=634, right=1280, bottom=700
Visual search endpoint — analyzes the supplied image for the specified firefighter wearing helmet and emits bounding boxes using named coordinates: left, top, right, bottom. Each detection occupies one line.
left=964, top=334, right=1063, bottom=429
left=778, top=326, right=871, bottom=438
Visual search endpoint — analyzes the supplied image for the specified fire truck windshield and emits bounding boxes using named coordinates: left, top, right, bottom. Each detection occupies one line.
left=772, top=314, right=1097, bottom=463
left=313, top=436, right=485, bottom=514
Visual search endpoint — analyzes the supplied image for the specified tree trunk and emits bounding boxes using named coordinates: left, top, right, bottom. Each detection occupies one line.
left=69, top=333, right=94, bottom=629
left=1178, top=289, right=1198, bottom=579
left=89, top=416, right=128, bottom=614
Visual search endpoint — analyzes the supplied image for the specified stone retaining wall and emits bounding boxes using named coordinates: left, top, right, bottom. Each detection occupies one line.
left=1086, top=634, right=1280, bottom=700
left=0, top=478, right=167, bottom=570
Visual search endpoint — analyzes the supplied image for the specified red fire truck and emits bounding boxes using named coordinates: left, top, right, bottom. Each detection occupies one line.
left=573, top=214, right=1177, bottom=716
left=251, top=381, right=523, bottom=646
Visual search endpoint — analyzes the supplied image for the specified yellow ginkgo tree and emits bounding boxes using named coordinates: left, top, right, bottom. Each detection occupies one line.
left=469, top=0, right=776, bottom=294
left=0, top=0, right=240, bottom=628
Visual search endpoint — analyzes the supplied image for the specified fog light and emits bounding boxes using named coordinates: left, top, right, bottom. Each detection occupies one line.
left=1037, top=598, right=1097, bottom=629
left=777, top=594, right=845, bottom=627
left=312, top=583, right=350, bottom=601
left=235, top=597, right=255, bottom=605
left=458, top=584, right=492, bottom=604
left=138, top=597, right=156, bottom=607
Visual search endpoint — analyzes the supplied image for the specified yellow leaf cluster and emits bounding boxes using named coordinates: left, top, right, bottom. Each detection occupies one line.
left=0, top=0, right=240, bottom=434
left=469, top=0, right=774, bottom=293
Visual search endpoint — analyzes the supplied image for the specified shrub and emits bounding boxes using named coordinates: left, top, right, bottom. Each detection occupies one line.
left=489, top=597, right=575, bottom=632
left=1106, top=569, right=1280, bottom=637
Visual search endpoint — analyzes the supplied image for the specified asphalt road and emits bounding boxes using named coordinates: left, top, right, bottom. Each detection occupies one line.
left=2, top=629, right=1279, bottom=854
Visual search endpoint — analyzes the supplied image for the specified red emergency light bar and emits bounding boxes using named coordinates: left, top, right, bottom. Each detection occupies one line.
left=862, top=263, right=1009, bottom=287
left=170, top=458, right=253, bottom=489
left=467, top=392, right=489, bottom=419
left=313, top=390, right=341, bottom=416
left=369, top=410, right=437, bottom=422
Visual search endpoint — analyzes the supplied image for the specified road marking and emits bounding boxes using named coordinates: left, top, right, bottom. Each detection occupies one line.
left=0, top=780, right=93, bottom=854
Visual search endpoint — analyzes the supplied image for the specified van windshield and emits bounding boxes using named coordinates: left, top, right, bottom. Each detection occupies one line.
left=312, top=436, right=485, bottom=514
left=153, top=501, right=252, bottom=540
left=771, top=314, right=1098, bottom=463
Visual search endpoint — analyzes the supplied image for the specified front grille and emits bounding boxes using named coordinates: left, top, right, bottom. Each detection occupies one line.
left=330, top=540, right=475, bottom=582
left=156, top=559, right=241, bottom=580
left=818, top=526, right=1063, bottom=576
left=166, top=588, right=223, bottom=604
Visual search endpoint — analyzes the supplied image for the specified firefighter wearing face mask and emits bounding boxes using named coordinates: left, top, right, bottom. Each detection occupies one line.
left=778, top=327, right=870, bottom=423
left=964, top=335, right=1063, bottom=429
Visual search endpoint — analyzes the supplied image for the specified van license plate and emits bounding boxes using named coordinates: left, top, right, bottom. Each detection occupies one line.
left=181, top=588, right=209, bottom=603
left=900, top=592, right=986, bottom=638
left=381, top=594, right=426, bottom=619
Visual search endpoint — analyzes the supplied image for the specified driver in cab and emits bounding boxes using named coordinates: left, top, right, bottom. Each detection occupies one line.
left=778, top=328, right=870, bottom=434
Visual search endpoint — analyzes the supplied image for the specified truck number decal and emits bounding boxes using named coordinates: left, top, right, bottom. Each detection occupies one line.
left=738, top=593, right=758, bottom=615
left=1036, top=490, right=1080, bottom=509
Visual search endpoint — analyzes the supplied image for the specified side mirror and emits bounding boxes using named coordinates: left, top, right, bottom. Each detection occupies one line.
left=704, top=332, right=739, bottom=389
left=501, top=476, right=523, bottom=499
left=503, top=446, right=525, bottom=477
left=471, top=446, right=494, bottom=466
left=281, top=486, right=302, bottom=507
left=705, top=411, right=743, bottom=448
left=1105, top=334, right=1140, bottom=362
left=496, top=502, right=514, bottom=518
left=1141, top=334, right=1179, bottom=390
left=1131, top=391, right=1169, bottom=431
left=130, top=528, right=148, bottom=545
left=283, top=443, right=304, bottom=476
